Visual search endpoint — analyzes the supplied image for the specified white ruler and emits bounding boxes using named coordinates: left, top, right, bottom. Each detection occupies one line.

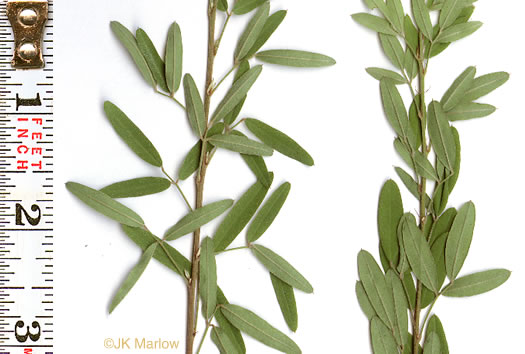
left=0, top=1, right=53, bottom=353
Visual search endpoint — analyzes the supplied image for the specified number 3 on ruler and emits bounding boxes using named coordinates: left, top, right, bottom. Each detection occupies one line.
left=14, top=320, right=41, bottom=342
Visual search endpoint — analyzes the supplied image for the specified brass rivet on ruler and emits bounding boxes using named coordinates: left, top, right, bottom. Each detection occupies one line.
left=6, top=1, right=48, bottom=69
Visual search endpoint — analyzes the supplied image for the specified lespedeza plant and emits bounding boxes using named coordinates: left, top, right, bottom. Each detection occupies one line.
left=352, top=0, right=509, bottom=353
left=66, top=1, right=334, bottom=353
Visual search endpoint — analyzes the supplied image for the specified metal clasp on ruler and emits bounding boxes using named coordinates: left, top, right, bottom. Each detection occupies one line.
left=6, top=1, right=48, bottom=69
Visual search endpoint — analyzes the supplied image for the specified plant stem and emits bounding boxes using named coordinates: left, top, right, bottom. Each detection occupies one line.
left=161, top=166, right=193, bottom=211
left=195, top=322, right=212, bottom=354
left=413, top=31, right=428, bottom=354
left=156, top=89, right=186, bottom=110
left=186, top=1, right=217, bottom=353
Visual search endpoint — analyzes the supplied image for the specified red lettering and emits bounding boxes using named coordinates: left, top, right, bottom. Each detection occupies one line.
left=17, top=145, right=29, bottom=154
left=31, top=147, right=42, bottom=155
left=24, top=349, right=33, bottom=354
left=17, top=160, right=28, bottom=170
left=32, top=118, right=43, bottom=125
left=31, top=161, right=42, bottom=169
left=18, top=129, right=28, bottom=138
left=32, top=132, right=42, bottom=140
left=18, top=117, right=28, bottom=122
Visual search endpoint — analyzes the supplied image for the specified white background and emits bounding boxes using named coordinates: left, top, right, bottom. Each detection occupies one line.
left=54, top=1, right=523, bottom=353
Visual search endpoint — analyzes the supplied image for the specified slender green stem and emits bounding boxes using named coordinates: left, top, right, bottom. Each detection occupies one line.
left=215, top=11, right=232, bottom=55
left=156, top=239, right=189, bottom=283
left=156, top=89, right=186, bottom=110
left=216, top=245, right=249, bottom=255
left=211, top=63, right=239, bottom=96
left=161, top=166, right=193, bottom=211
left=195, top=322, right=212, bottom=354
left=229, top=117, right=246, bottom=130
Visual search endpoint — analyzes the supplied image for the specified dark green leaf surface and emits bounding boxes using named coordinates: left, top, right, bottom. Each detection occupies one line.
left=230, top=131, right=272, bottom=187
left=233, top=0, right=267, bottom=15
left=461, top=71, right=510, bottom=102
left=441, top=66, right=476, bottom=111
left=216, top=289, right=247, bottom=354
left=431, top=232, right=448, bottom=289
left=211, top=327, right=239, bottom=354
left=404, top=15, right=419, bottom=53
left=200, top=237, right=217, bottom=319
left=109, top=242, right=157, bottom=313
left=246, top=182, right=291, bottom=243
left=104, top=101, right=163, bottom=167
left=256, top=49, right=336, bottom=67
left=402, top=220, right=439, bottom=293
left=387, top=270, right=408, bottom=347
left=214, top=177, right=272, bottom=251
left=212, top=66, right=262, bottom=123
left=100, top=177, right=171, bottom=198
left=136, top=28, right=169, bottom=92
left=245, top=118, right=314, bottom=165
left=209, top=134, right=273, bottom=156
left=183, top=74, right=206, bottom=137
left=67, top=182, right=144, bottom=227
left=430, top=208, right=457, bottom=246
left=164, top=199, right=233, bottom=241
left=110, top=21, right=155, bottom=87
left=224, top=61, right=250, bottom=126
left=235, top=2, right=270, bottom=61
left=366, top=67, right=406, bottom=85
left=395, top=167, right=419, bottom=201
left=357, top=250, right=396, bottom=330
left=423, top=332, right=441, bottom=354
left=356, top=281, right=376, bottom=320
left=217, top=0, right=228, bottom=12
left=426, top=315, right=449, bottom=354
left=246, top=10, right=287, bottom=58
left=445, top=201, right=476, bottom=280
left=270, top=273, right=298, bottom=332
left=221, top=304, right=301, bottom=354
left=178, top=141, right=202, bottom=180
left=165, top=22, right=183, bottom=94
left=371, top=316, right=398, bottom=354
left=352, top=13, right=397, bottom=35
left=443, top=269, right=510, bottom=297
left=428, top=101, right=456, bottom=171
left=252, top=244, right=313, bottom=293
left=378, top=180, right=403, bottom=266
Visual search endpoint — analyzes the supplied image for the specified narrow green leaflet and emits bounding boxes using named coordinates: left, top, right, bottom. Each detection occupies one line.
left=426, top=315, right=449, bottom=354
left=402, top=220, right=439, bottom=293
left=66, top=182, right=144, bottom=227
left=404, top=48, right=418, bottom=81
left=423, top=332, right=441, bottom=354
left=230, top=131, right=272, bottom=187
left=428, top=101, right=456, bottom=171
left=245, top=118, right=314, bottom=165
left=212, top=65, right=262, bottom=123
left=430, top=232, right=448, bottom=290
left=366, top=67, right=406, bottom=85
left=436, top=22, right=482, bottom=43
left=109, top=242, right=157, bottom=313
left=214, top=177, right=272, bottom=251
left=252, top=244, right=313, bottom=293
left=121, top=226, right=190, bottom=276
left=211, top=327, right=239, bottom=354
left=443, top=269, right=510, bottom=297
left=445, top=201, right=475, bottom=280
left=412, top=0, right=434, bottom=40
left=387, top=0, right=405, bottom=33
left=233, top=0, right=267, bottom=15
left=224, top=61, right=250, bottom=126
left=100, top=177, right=171, bottom=198
left=178, top=141, right=202, bottom=180
left=352, top=13, right=397, bottom=36
left=235, top=2, right=269, bottom=62
left=217, top=0, right=228, bottom=11
left=380, top=34, right=405, bottom=70
left=216, top=289, right=247, bottom=354
left=414, top=151, right=439, bottom=181
left=246, top=10, right=287, bottom=58
left=395, top=167, right=429, bottom=204
left=165, top=22, right=183, bottom=94
left=255, top=49, right=336, bottom=68
left=110, top=21, right=155, bottom=87
left=461, top=71, right=510, bottom=103
left=444, top=127, right=461, bottom=195
left=441, top=66, right=476, bottom=112
left=220, top=304, right=301, bottom=354
left=356, top=281, right=376, bottom=320
left=378, top=180, right=403, bottom=266
left=429, top=208, right=457, bottom=245
left=270, top=273, right=298, bottom=332
left=200, top=237, right=217, bottom=319
left=357, top=250, right=396, bottom=330
left=136, top=28, right=169, bottom=92
left=394, top=139, right=414, bottom=170
left=208, top=134, right=273, bottom=156
left=183, top=74, right=206, bottom=137
left=103, top=101, right=162, bottom=167
left=387, top=270, right=408, bottom=347
left=246, top=182, right=290, bottom=243
left=447, top=102, right=496, bottom=121
left=164, top=199, right=233, bottom=241
left=404, top=15, right=419, bottom=53
left=371, top=317, right=398, bottom=354
left=380, top=79, right=410, bottom=139
left=439, top=0, right=464, bottom=29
